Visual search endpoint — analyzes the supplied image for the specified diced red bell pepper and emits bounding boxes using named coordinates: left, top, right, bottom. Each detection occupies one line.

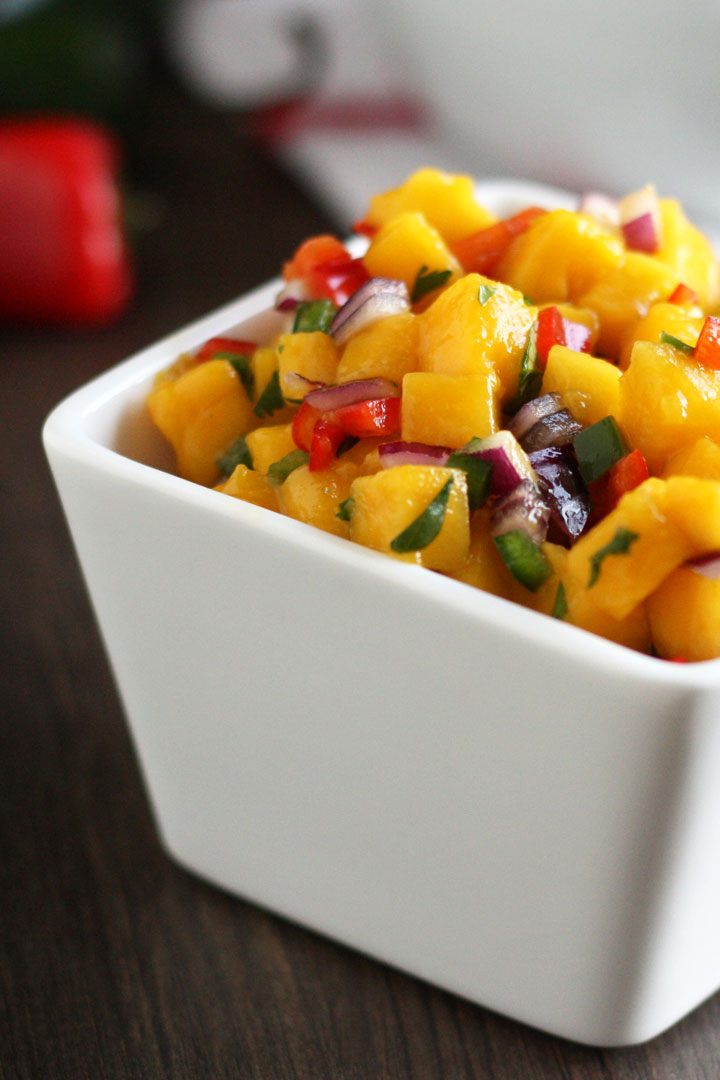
left=606, top=449, right=649, bottom=507
left=308, top=256, right=370, bottom=307
left=352, top=219, right=378, bottom=239
left=0, top=117, right=132, bottom=324
left=535, top=305, right=592, bottom=368
left=668, top=282, right=698, bottom=306
left=329, top=395, right=402, bottom=438
left=451, top=206, right=547, bottom=276
left=693, top=315, right=720, bottom=369
left=291, top=400, right=321, bottom=452
left=283, top=235, right=350, bottom=282
left=292, top=395, right=401, bottom=470
left=195, top=336, right=257, bottom=364
left=309, top=417, right=346, bottom=471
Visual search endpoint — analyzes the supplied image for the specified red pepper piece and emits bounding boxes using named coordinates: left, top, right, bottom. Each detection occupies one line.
left=283, top=235, right=350, bottom=282
left=667, top=656, right=689, bottom=663
left=451, top=206, right=547, bottom=275
left=536, top=306, right=592, bottom=368
left=195, top=336, right=257, bottom=363
left=309, top=256, right=370, bottom=307
left=309, top=417, right=346, bottom=471
left=0, top=117, right=132, bottom=324
left=693, top=315, right=720, bottom=369
left=291, top=400, right=321, bottom=452
left=606, top=449, right=649, bottom=507
left=668, top=282, right=699, bottom=306
left=352, top=219, right=378, bottom=239
left=328, top=396, right=402, bottom=438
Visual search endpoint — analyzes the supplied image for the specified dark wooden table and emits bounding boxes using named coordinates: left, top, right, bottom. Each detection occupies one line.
left=3, top=77, right=720, bottom=1080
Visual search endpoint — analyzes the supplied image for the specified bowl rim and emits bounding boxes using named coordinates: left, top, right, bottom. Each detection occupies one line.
left=42, top=177, right=720, bottom=690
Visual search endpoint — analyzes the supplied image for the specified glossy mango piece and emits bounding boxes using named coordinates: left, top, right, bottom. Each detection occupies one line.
left=542, top=344, right=621, bottom=427
left=277, top=460, right=359, bottom=537
left=245, top=423, right=296, bottom=475
left=664, top=475, right=720, bottom=553
left=275, top=331, right=339, bottom=399
left=656, top=199, right=720, bottom=310
left=364, top=167, right=495, bottom=246
left=363, top=211, right=461, bottom=293
left=349, top=465, right=469, bottom=572
left=215, top=463, right=278, bottom=511
left=619, top=300, right=704, bottom=370
left=337, top=311, right=418, bottom=384
left=647, top=565, right=720, bottom=661
left=452, top=507, right=530, bottom=603
left=663, top=436, right=720, bottom=482
left=401, top=370, right=499, bottom=448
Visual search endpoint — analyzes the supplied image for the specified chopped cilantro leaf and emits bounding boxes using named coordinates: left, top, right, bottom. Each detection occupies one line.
left=477, top=283, right=497, bottom=306
left=336, top=497, right=354, bottom=521
left=551, top=580, right=568, bottom=620
left=214, top=350, right=255, bottom=398
left=390, top=477, right=453, bottom=553
left=216, top=435, right=253, bottom=477
left=411, top=265, right=452, bottom=303
left=253, top=370, right=284, bottom=418
left=588, top=527, right=639, bottom=587
left=493, top=530, right=551, bottom=592
left=507, top=323, right=542, bottom=413
left=445, top=450, right=492, bottom=510
left=266, top=449, right=310, bottom=485
left=659, top=331, right=694, bottom=355
left=293, top=299, right=337, bottom=334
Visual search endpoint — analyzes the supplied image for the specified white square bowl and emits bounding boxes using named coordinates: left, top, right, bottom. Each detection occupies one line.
left=43, top=180, right=720, bottom=1048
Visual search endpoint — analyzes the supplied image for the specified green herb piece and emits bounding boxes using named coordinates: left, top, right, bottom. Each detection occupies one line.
left=446, top=450, right=492, bottom=510
left=336, top=497, right=354, bottom=521
left=216, top=435, right=253, bottom=478
left=390, top=477, right=453, bottom=553
left=573, top=415, right=628, bottom=485
left=253, top=370, right=284, bottom=418
left=493, top=529, right=552, bottom=592
left=266, top=449, right=310, bottom=485
left=293, top=299, right=337, bottom=334
left=551, top=580, right=568, bottom=620
left=411, top=265, right=452, bottom=303
left=659, top=331, right=695, bottom=355
left=523, top=295, right=534, bottom=306
left=588, top=526, right=639, bottom=587
left=477, top=283, right=497, bottom=306
left=214, top=350, right=255, bottom=398
left=507, top=323, right=542, bottom=413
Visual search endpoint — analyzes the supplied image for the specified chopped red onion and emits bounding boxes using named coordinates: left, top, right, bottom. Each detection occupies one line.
left=508, top=393, right=564, bottom=441
left=688, top=553, right=720, bottom=580
left=619, top=184, right=662, bottom=253
left=519, top=409, right=582, bottom=453
left=305, top=377, right=399, bottom=412
left=529, top=445, right=590, bottom=541
left=490, top=478, right=550, bottom=546
left=461, top=430, right=536, bottom=496
left=379, top=441, right=451, bottom=468
left=282, top=371, right=326, bottom=400
left=330, top=277, right=410, bottom=345
left=578, top=192, right=619, bottom=229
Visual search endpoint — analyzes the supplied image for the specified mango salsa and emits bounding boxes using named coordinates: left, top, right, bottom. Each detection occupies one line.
left=147, top=167, right=720, bottom=662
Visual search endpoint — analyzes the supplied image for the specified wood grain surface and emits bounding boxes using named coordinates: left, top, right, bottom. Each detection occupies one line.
left=3, top=73, right=720, bottom=1080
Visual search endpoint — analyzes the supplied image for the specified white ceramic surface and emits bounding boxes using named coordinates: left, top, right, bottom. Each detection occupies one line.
left=44, top=181, right=720, bottom=1047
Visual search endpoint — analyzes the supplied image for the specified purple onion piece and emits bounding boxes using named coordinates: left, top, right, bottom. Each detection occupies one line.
left=490, top=478, right=550, bottom=546
left=687, top=553, right=720, bottom=580
left=330, top=277, right=410, bottom=345
left=529, top=445, right=591, bottom=541
left=305, top=377, right=399, bottom=412
left=508, top=393, right=564, bottom=441
left=379, top=441, right=451, bottom=468
left=622, top=212, right=660, bottom=254
left=461, top=430, right=536, bottom=496
left=519, top=409, right=582, bottom=453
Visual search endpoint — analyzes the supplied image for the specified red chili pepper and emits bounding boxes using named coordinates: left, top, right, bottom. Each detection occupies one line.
left=693, top=315, right=720, bottom=369
left=0, top=117, right=132, bottom=324
left=195, top=337, right=257, bottom=363
left=668, top=282, right=699, bottom=306
left=606, top=449, right=649, bottom=506
left=292, top=395, right=401, bottom=470
left=451, top=206, right=547, bottom=275
left=535, top=305, right=592, bottom=368
left=309, top=256, right=370, bottom=307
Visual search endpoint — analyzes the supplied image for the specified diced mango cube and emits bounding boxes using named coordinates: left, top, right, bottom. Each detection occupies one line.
left=363, top=212, right=461, bottom=293
left=214, top=464, right=278, bottom=511
left=664, top=475, right=720, bottom=553
left=401, top=371, right=499, bottom=448
left=364, top=167, right=495, bottom=246
left=452, top=508, right=530, bottom=603
left=350, top=465, right=469, bottom=572
left=337, top=311, right=418, bottom=384
left=663, top=436, right=720, bottom=482
left=656, top=198, right=720, bottom=310
left=565, top=478, right=693, bottom=619
left=647, top=565, right=720, bottom=661
left=245, top=423, right=296, bottom=475
left=619, top=300, right=703, bottom=369
left=542, top=344, right=621, bottom=427
left=277, top=460, right=359, bottom=537
left=276, top=331, right=339, bottom=398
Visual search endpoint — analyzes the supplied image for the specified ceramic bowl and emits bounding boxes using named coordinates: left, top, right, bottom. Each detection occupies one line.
left=44, top=179, right=720, bottom=1047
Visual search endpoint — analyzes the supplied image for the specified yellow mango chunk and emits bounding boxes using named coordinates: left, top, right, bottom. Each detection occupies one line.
left=275, top=332, right=339, bottom=398
left=619, top=300, right=703, bottom=369
left=578, top=252, right=679, bottom=359
left=147, top=359, right=256, bottom=486
left=663, top=436, right=720, bottom=482
left=364, top=167, right=495, bottom=246
left=647, top=565, right=720, bottom=661
left=401, top=371, right=499, bottom=448
left=245, top=423, right=296, bottom=475
left=656, top=199, right=720, bottom=310
left=363, top=211, right=461, bottom=294
left=452, top=508, right=530, bottom=603
left=496, top=209, right=624, bottom=304
left=543, top=344, right=621, bottom=427
left=534, top=543, right=651, bottom=652
left=277, top=461, right=359, bottom=537
left=251, top=345, right=296, bottom=425
left=619, top=340, right=720, bottom=474
left=565, top=478, right=693, bottom=620
left=337, top=311, right=418, bottom=385
left=349, top=465, right=469, bottom=572
left=417, top=273, right=535, bottom=400
left=214, top=464, right=278, bottom=511
left=664, top=475, right=720, bottom=553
